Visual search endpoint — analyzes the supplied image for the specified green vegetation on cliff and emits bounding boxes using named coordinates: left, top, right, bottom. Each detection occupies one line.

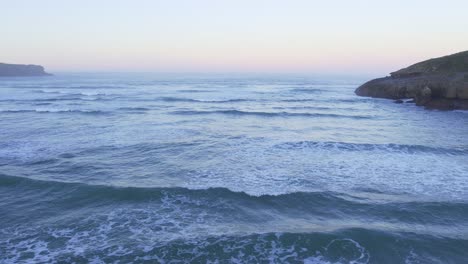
left=391, top=51, right=468, bottom=77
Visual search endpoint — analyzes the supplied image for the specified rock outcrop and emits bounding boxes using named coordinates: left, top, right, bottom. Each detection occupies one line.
left=0, top=63, right=51, bottom=77
left=355, top=51, right=468, bottom=110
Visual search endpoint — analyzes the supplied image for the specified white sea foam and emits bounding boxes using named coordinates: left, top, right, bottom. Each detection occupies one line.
left=183, top=137, right=468, bottom=201
left=0, top=108, right=104, bottom=114
left=34, top=89, right=118, bottom=97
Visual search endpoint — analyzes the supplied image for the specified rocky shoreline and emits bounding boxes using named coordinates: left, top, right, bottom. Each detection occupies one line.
left=355, top=51, right=468, bottom=110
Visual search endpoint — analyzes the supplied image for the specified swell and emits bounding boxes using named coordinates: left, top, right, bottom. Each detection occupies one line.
left=2, top=174, right=468, bottom=227
left=35, top=97, right=114, bottom=102
left=154, top=97, right=365, bottom=104
left=2, top=175, right=468, bottom=263
left=0, top=109, right=107, bottom=115
left=176, top=89, right=217, bottom=93
left=0, top=96, right=365, bottom=104
left=280, top=98, right=367, bottom=103
left=171, top=109, right=372, bottom=119
left=272, top=106, right=359, bottom=111
left=0, top=97, right=116, bottom=103
left=156, top=96, right=251, bottom=103
left=275, top=141, right=468, bottom=155
left=33, top=90, right=118, bottom=96
left=24, top=85, right=127, bottom=89
left=117, top=107, right=150, bottom=111
left=289, top=88, right=326, bottom=93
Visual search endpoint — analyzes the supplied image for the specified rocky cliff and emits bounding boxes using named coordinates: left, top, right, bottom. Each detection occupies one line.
left=355, top=51, right=468, bottom=110
left=0, top=63, right=51, bottom=77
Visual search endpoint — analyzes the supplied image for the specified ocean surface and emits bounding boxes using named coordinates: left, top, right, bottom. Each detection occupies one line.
left=0, top=73, right=467, bottom=263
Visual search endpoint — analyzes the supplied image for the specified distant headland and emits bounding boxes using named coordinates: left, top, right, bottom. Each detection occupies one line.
left=0, top=63, right=51, bottom=77
left=355, top=51, right=468, bottom=110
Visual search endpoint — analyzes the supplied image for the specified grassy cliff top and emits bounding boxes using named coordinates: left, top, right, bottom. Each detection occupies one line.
left=391, top=50, right=468, bottom=77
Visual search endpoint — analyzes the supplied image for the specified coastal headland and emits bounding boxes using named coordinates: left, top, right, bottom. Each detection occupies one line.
left=0, top=63, right=51, bottom=77
left=355, top=51, right=468, bottom=110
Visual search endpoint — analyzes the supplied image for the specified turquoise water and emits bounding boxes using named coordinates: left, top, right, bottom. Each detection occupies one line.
left=1, top=73, right=467, bottom=263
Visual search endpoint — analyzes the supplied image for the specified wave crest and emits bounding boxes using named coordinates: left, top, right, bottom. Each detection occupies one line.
left=0, top=108, right=107, bottom=115
left=170, top=110, right=372, bottom=119
left=275, top=141, right=468, bottom=155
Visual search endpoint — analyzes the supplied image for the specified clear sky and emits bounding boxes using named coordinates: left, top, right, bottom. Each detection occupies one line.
left=2, top=0, right=468, bottom=75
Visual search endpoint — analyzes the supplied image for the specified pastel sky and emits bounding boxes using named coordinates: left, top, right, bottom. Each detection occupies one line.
left=2, top=0, right=468, bottom=75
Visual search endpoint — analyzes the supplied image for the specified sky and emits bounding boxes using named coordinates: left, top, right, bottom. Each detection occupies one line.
left=2, top=0, right=468, bottom=75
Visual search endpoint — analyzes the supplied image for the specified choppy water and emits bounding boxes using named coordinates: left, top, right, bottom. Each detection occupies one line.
left=1, top=73, right=467, bottom=263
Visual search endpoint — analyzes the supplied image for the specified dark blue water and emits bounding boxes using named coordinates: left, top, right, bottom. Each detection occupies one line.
left=1, top=73, right=467, bottom=263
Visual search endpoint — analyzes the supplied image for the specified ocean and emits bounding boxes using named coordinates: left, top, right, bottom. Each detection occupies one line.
left=0, top=73, right=467, bottom=263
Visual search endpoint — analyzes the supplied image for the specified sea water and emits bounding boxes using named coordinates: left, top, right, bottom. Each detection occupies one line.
left=0, top=73, right=467, bottom=263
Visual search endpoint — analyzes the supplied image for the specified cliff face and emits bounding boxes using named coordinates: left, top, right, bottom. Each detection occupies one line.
left=0, top=63, right=51, bottom=77
left=355, top=51, right=468, bottom=110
